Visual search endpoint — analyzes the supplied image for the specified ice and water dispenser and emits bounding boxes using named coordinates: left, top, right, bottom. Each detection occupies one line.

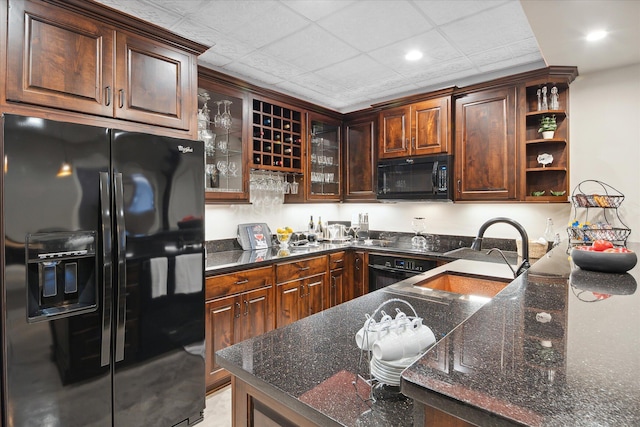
left=26, top=231, right=98, bottom=322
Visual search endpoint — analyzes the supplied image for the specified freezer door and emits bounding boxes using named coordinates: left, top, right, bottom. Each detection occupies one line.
left=2, top=114, right=112, bottom=427
left=111, top=130, right=205, bottom=426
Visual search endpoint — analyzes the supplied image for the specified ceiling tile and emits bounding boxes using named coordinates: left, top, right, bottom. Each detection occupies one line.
left=414, top=0, right=510, bottom=25
left=225, top=2, right=310, bottom=48
left=317, top=1, right=433, bottom=52
left=315, top=55, right=398, bottom=88
left=369, top=29, right=463, bottom=76
left=95, top=0, right=183, bottom=28
left=284, top=0, right=355, bottom=22
left=262, top=25, right=360, bottom=72
left=440, top=2, right=538, bottom=56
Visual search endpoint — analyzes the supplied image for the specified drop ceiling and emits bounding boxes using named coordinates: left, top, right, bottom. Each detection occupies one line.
left=95, top=0, right=639, bottom=113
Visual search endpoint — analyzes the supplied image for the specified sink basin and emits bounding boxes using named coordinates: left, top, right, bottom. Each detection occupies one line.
left=414, top=272, right=510, bottom=298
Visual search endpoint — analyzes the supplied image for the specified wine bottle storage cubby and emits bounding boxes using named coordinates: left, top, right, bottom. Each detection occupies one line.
left=251, top=99, right=303, bottom=172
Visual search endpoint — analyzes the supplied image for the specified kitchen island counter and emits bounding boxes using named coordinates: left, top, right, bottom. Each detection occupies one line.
left=215, top=243, right=640, bottom=426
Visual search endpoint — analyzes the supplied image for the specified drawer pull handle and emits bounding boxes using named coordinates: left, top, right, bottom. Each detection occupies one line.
left=332, top=259, right=343, bottom=264
left=536, top=312, right=552, bottom=323
left=299, top=266, right=311, bottom=271
left=235, top=279, right=249, bottom=285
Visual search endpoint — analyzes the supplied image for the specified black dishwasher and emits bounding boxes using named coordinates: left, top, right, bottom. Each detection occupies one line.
left=368, top=254, right=437, bottom=292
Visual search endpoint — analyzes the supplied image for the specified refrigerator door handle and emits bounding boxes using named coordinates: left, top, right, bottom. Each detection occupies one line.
left=99, top=172, right=112, bottom=367
left=114, top=172, right=127, bottom=362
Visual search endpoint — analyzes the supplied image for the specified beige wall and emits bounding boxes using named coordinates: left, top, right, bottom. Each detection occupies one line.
left=205, top=64, right=640, bottom=244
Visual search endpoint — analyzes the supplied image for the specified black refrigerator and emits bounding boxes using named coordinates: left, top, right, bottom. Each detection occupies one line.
left=1, top=114, right=205, bottom=426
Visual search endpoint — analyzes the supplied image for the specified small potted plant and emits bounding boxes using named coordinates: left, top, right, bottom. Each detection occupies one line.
left=538, top=115, right=557, bottom=139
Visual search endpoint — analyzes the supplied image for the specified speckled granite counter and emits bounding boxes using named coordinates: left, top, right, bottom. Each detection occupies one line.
left=205, top=233, right=517, bottom=276
left=402, top=242, right=640, bottom=426
left=215, top=242, right=639, bottom=426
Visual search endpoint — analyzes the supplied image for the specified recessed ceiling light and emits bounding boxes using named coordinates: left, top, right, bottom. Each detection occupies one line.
left=586, top=30, right=607, bottom=42
left=405, top=50, right=423, bottom=61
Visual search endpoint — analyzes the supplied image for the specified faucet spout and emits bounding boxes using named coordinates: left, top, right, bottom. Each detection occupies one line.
left=471, top=217, right=531, bottom=276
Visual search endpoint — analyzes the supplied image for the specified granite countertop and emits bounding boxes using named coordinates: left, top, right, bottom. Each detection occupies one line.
left=215, top=241, right=640, bottom=426
left=402, top=242, right=640, bottom=426
left=205, top=233, right=518, bottom=275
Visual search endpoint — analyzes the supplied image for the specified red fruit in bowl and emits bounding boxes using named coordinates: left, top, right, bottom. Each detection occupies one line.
left=575, top=245, right=597, bottom=251
left=604, top=247, right=633, bottom=253
left=592, top=239, right=614, bottom=251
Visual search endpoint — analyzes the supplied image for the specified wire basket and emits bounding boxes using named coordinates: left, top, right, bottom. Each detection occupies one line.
left=567, top=180, right=631, bottom=250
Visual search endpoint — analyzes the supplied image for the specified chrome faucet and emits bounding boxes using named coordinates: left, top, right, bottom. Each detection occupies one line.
left=471, top=217, right=530, bottom=277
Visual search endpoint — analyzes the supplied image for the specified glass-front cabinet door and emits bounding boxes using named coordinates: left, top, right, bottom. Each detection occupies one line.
left=198, top=81, right=249, bottom=203
left=307, top=113, right=341, bottom=201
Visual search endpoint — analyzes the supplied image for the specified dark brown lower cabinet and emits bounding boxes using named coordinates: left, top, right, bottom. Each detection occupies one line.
left=205, top=267, right=274, bottom=392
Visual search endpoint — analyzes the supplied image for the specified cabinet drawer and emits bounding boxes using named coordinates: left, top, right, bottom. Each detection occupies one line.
left=206, top=266, right=273, bottom=300
left=329, top=251, right=346, bottom=271
left=276, top=256, right=327, bottom=283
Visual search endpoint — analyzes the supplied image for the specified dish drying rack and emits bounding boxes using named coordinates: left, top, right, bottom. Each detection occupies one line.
left=566, top=180, right=631, bottom=250
left=354, top=298, right=421, bottom=402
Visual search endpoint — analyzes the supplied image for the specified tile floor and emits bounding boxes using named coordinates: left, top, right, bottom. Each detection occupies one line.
left=201, top=385, right=232, bottom=427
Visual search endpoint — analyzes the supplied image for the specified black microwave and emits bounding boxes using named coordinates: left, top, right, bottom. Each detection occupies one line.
left=377, top=154, right=453, bottom=201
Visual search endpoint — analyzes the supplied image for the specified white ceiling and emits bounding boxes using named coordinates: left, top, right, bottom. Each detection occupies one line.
left=95, top=0, right=639, bottom=113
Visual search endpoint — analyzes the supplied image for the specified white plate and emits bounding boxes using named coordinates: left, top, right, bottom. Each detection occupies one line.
left=376, top=354, right=421, bottom=370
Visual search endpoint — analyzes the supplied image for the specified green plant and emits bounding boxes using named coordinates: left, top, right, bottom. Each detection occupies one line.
left=538, top=115, right=557, bottom=133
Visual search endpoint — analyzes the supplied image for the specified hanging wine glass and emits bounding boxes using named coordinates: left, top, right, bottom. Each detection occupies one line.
left=214, top=101, right=223, bottom=128
left=221, top=100, right=233, bottom=130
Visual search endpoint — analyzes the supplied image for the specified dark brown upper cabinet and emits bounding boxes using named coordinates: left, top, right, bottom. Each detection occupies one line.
left=454, top=86, right=518, bottom=201
left=6, top=0, right=204, bottom=132
left=344, top=113, right=377, bottom=202
left=378, top=94, right=451, bottom=159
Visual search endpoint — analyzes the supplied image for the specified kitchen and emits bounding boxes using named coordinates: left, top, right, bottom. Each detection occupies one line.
left=1, top=1, right=639, bottom=427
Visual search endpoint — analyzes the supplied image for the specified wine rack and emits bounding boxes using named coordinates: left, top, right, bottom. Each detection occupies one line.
left=251, top=98, right=303, bottom=172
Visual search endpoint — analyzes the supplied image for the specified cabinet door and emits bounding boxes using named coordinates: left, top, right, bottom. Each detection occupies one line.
left=114, top=32, right=194, bottom=130
left=238, top=287, right=273, bottom=342
left=344, top=117, right=377, bottom=201
left=329, top=268, right=345, bottom=308
left=308, top=113, right=342, bottom=201
left=205, top=296, right=238, bottom=390
left=198, top=79, right=250, bottom=203
left=412, top=98, right=450, bottom=156
left=305, top=274, right=327, bottom=317
left=6, top=0, right=114, bottom=117
left=353, top=251, right=368, bottom=297
left=378, top=105, right=410, bottom=159
left=275, top=280, right=303, bottom=328
left=454, top=87, right=517, bottom=200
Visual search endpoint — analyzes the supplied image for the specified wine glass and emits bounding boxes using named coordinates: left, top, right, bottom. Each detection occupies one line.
left=221, top=100, right=232, bottom=130
left=214, top=101, right=223, bottom=128
left=216, top=161, right=228, bottom=176
left=411, top=217, right=427, bottom=248
left=227, top=161, right=238, bottom=177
